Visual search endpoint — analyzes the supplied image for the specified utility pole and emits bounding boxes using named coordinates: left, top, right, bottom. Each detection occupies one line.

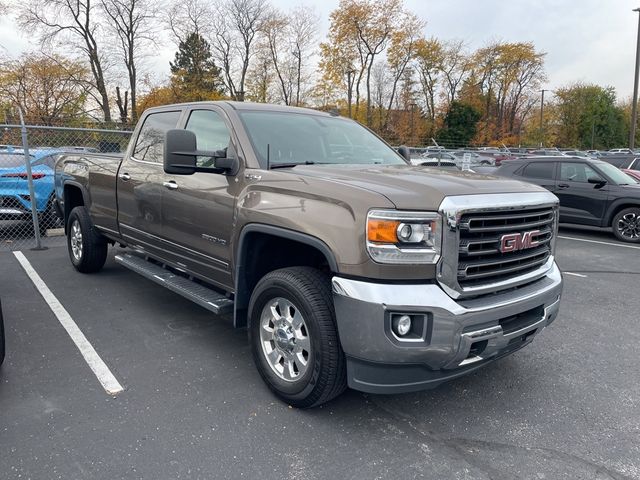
left=409, top=103, right=417, bottom=145
left=630, top=8, right=640, bottom=149
left=346, top=70, right=355, bottom=118
left=539, top=89, right=547, bottom=147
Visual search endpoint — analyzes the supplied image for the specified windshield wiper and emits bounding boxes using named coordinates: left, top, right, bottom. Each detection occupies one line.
left=269, top=161, right=317, bottom=169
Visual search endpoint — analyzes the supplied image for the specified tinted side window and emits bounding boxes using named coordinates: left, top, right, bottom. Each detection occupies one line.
left=185, top=110, right=231, bottom=167
left=133, top=111, right=181, bottom=163
left=521, top=162, right=555, bottom=180
left=559, top=162, right=601, bottom=183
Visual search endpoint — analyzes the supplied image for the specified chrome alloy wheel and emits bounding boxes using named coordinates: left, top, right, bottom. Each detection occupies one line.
left=617, top=212, right=640, bottom=239
left=259, top=297, right=311, bottom=382
left=70, top=219, right=83, bottom=261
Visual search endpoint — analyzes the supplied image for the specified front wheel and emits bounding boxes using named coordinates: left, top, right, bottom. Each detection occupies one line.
left=248, top=267, right=346, bottom=408
left=612, top=207, right=640, bottom=243
left=67, top=206, right=108, bottom=273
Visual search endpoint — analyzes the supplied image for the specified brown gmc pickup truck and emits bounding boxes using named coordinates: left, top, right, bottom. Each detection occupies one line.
left=55, top=101, right=563, bottom=407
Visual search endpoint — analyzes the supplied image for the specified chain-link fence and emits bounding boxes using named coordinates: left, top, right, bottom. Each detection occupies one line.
left=0, top=122, right=132, bottom=252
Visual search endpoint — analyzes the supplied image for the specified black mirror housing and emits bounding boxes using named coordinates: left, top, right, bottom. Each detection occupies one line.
left=164, top=129, right=197, bottom=175
left=398, top=145, right=411, bottom=162
left=587, top=177, right=606, bottom=186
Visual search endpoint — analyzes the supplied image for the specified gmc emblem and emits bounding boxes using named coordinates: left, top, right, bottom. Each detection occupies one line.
left=500, top=230, right=541, bottom=253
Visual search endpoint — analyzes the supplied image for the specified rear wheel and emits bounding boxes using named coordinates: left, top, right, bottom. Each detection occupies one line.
left=39, top=196, right=62, bottom=236
left=67, top=206, right=108, bottom=273
left=612, top=207, right=640, bottom=243
left=248, top=267, right=346, bottom=408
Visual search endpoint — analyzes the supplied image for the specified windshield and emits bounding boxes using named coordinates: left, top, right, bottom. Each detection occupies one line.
left=237, top=111, right=406, bottom=167
left=595, top=160, right=640, bottom=184
left=0, top=153, right=33, bottom=168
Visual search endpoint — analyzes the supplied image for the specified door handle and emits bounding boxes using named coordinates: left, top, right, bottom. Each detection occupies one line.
left=163, top=181, right=178, bottom=190
left=119, top=172, right=131, bottom=181
left=558, top=183, right=570, bottom=189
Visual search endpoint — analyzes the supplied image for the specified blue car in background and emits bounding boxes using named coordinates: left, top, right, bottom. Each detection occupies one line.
left=0, top=148, right=64, bottom=233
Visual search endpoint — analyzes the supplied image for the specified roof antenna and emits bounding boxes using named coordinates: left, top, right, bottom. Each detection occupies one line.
left=266, top=143, right=270, bottom=170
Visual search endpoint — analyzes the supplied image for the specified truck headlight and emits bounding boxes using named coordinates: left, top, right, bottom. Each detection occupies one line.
left=366, top=210, right=441, bottom=264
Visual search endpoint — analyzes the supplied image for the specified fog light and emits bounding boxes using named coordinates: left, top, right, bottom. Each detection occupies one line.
left=393, top=315, right=412, bottom=336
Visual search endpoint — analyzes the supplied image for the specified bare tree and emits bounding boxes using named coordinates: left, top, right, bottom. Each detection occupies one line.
left=439, top=40, right=470, bottom=108
left=262, top=9, right=292, bottom=104
left=164, top=0, right=213, bottom=45
left=414, top=37, right=443, bottom=127
left=19, top=0, right=112, bottom=122
left=210, top=8, right=237, bottom=99
left=382, top=12, right=424, bottom=130
left=101, top=0, right=158, bottom=122
left=226, top=0, right=268, bottom=101
left=288, top=5, right=319, bottom=106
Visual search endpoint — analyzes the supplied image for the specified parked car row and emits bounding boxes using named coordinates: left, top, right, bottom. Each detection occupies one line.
left=492, top=156, right=640, bottom=243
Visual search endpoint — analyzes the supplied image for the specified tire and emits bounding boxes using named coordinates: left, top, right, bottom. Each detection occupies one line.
left=39, top=196, right=62, bottom=236
left=248, top=267, right=347, bottom=408
left=612, top=207, right=640, bottom=243
left=0, top=299, right=5, bottom=366
left=67, top=206, right=108, bottom=273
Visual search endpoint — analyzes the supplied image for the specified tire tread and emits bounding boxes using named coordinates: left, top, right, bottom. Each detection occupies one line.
left=250, top=267, right=347, bottom=408
left=68, top=206, right=108, bottom=273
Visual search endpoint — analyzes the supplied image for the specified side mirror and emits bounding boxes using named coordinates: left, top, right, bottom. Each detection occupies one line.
left=164, top=129, right=197, bottom=175
left=164, top=129, right=240, bottom=176
left=587, top=177, right=607, bottom=187
left=397, top=145, right=411, bottom=162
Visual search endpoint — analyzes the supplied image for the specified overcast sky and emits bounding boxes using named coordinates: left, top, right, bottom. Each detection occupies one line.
left=1, top=0, right=638, bottom=100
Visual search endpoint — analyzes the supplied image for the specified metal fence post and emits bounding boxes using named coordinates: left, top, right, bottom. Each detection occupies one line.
left=17, top=109, right=46, bottom=250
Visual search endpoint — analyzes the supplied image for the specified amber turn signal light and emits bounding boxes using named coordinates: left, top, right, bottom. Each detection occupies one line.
left=367, top=219, right=400, bottom=243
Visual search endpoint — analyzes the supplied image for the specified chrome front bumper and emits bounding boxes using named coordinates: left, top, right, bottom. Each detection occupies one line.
left=332, top=262, right=563, bottom=394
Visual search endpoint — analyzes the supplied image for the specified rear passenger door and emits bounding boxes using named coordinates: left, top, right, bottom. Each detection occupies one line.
left=556, top=162, right=609, bottom=225
left=518, top=161, right=557, bottom=191
left=117, top=109, right=182, bottom=258
left=160, top=108, right=241, bottom=290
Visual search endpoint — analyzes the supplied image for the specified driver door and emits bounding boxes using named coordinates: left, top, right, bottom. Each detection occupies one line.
left=160, top=108, right=241, bottom=290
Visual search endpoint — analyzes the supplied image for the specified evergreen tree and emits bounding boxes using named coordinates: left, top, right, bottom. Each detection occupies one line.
left=170, top=33, right=224, bottom=100
left=436, top=101, right=481, bottom=147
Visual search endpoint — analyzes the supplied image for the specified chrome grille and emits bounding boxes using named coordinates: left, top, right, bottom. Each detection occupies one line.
left=457, top=207, right=555, bottom=288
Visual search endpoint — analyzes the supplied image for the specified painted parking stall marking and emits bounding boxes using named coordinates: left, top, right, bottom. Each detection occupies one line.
left=564, top=272, right=588, bottom=278
left=558, top=235, right=640, bottom=250
left=13, top=251, right=124, bottom=395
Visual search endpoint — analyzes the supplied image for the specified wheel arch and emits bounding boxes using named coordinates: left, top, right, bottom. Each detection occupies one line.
left=62, top=182, right=89, bottom=233
left=233, top=224, right=339, bottom=328
left=604, top=200, right=640, bottom=227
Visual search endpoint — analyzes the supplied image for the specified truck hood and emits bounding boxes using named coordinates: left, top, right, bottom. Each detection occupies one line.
left=288, top=164, right=547, bottom=209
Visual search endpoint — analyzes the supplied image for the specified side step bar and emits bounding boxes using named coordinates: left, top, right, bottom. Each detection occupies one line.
left=115, top=253, right=234, bottom=315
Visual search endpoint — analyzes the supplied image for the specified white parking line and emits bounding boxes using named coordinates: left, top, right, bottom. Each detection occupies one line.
left=558, top=235, right=640, bottom=250
left=13, top=251, right=124, bottom=395
left=564, top=272, right=588, bottom=278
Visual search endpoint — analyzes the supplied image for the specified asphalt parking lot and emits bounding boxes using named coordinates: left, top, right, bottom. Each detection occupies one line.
left=0, top=225, right=639, bottom=480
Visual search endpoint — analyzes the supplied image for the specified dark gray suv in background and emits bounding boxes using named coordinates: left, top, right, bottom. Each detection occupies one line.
left=494, top=156, right=640, bottom=242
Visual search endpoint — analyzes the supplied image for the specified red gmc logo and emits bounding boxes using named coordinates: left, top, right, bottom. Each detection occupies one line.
left=500, top=230, right=541, bottom=253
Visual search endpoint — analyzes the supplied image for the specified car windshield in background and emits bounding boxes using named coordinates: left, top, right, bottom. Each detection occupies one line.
left=0, top=153, right=33, bottom=168
left=237, top=111, right=406, bottom=167
left=596, top=160, right=640, bottom=184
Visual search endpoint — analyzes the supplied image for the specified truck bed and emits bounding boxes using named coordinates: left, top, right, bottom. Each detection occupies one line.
left=55, top=152, right=125, bottom=234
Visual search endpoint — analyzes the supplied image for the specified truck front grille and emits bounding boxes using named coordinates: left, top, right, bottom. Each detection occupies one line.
left=457, top=207, right=555, bottom=288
